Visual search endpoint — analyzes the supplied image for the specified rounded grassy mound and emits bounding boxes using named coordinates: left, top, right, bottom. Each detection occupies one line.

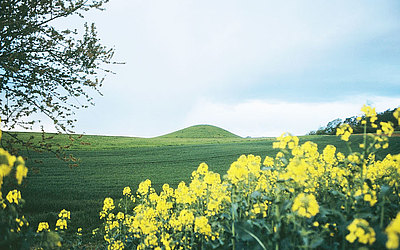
left=159, top=125, right=241, bottom=138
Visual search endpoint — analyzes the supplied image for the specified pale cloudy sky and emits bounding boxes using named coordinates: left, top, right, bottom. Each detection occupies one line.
left=54, top=1, right=400, bottom=137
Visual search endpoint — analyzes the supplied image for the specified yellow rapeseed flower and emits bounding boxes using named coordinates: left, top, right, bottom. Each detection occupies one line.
left=161, top=183, right=174, bottom=197
left=37, top=222, right=50, bottom=233
left=322, top=145, right=336, bottom=165
left=103, top=198, right=115, bottom=212
left=380, top=121, right=394, bottom=137
left=292, top=193, right=319, bottom=218
left=55, top=218, right=68, bottom=230
left=123, top=186, right=131, bottom=196
left=393, top=107, right=400, bottom=125
left=263, top=156, right=274, bottom=167
left=177, top=209, right=194, bottom=227
left=361, top=105, right=377, bottom=118
left=137, top=179, right=152, bottom=196
left=204, top=172, right=221, bottom=185
left=108, top=239, right=124, bottom=250
left=174, top=181, right=196, bottom=204
left=144, top=234, right=157, bottom=248
left=6, top=190, right=21, bottom=204
left=386, top=212, right=400, bottom=249
left=197, top=162, right=208, bottom=175
left=117, top=212, right=125, bottom=220
left=58, top=209, right=70, bottom=219
left=227, top=160, right=249, bottom=185
left=273, top=133, right=299, bottom=150
left=15, top=158, right=28, bottom=185
left=161, top=233, right=173, bottom=250
left=345, top=218, right=375, bottom=245
left=194, top=216, right=212, bottom=236
left=336, top=124, right=353, bottom=141
left=0, top=148, right=16, bottom=179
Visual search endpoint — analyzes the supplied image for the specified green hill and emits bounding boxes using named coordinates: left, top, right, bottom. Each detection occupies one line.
left=159, top=125, right=241, bottom=138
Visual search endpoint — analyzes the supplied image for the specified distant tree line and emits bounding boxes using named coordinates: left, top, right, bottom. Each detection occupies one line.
left=308, top=107, right=400, bottom=135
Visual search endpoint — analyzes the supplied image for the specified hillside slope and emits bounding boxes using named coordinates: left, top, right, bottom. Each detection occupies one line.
left=159, top=125, right=241, bottom=138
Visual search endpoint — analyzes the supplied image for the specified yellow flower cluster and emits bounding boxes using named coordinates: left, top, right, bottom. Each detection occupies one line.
left=6, top=190, right=21, bottom=205
left=361, top=105, right=378, bottom=124
left=0, top=118, right=28, bottom=191
left=59, top=209, right=71, bottom=219
left=250, top=201, right=269, bottom=218
left=194, top=216, right=212, bottom=235
left=100, top=197, right=115, bottom=219
left=37, top=209, right=71, bottom=234
left=99, top=106, right=400, bottom=249
left=14, top=216, right=29, bottom=233
left=0, top=150, right=28, bottom=191
left=0, top=148, right=16, bottom=184
left=101, top=162, right=228, bottom=249
left=386, top=212, right=400, bottom=249
left=346, top=218, right=376, bottom=245
left=291, top=193, right=319, bottom=218
left=109, top=240, right=124, bottom=250
left=273, top=133, right=299, bottom=149
left=394, top=108, right=400, bottom=125
left=354, top=183, right=377, bottom=206
left=336, top=123, right=353, bottom=141
left=0, top=118, right=28, bottom=213
left=55, top=218, right=68, bottom=230
left=37, top=222, right=50, bottom=233
left=357, top=105, right=380, bottom=132
left=123, top=186, right=131, bottom=196
left=137, top=179, right=152, bottom=196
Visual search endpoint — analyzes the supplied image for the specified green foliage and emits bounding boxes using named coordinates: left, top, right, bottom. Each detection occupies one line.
left=309, top=107, right=400, bottom=135
left=0, top=0, right=114, bottom=164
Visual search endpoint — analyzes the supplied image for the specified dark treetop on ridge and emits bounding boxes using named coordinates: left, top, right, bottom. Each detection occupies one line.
left=159, top=125, right=241, bottom=139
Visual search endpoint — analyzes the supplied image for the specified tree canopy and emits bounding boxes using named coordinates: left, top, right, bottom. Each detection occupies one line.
left=0, top=0, right=114, bottom=160
left=308, top=108, right=400, bottom=135
left=0, top=0, right=114, bottom=132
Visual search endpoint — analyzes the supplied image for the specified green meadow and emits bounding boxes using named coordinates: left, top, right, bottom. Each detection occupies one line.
left=5, top=125, right=400, bottom=235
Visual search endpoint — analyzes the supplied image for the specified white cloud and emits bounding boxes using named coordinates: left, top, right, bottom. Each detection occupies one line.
left=86, top=0, right=400, bottom=96
left=9, top=1, right=400, bottom=138
left=12, top=96, right=400, bottom=138
left=184, top=96, right=400, bottom=137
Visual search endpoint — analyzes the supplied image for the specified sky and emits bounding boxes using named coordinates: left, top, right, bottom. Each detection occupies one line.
left=45, top=1, right=400, bottom=137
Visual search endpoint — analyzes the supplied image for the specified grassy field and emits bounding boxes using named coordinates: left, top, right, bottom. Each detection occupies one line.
left=3, top=126, right=400, bottom=237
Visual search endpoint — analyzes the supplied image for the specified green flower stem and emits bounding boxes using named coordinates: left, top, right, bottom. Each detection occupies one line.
left=190, top=229, right=194, bottom=249
left=361, top=122, right=367, bottom=181
left=274, top=191, right=281, bottom=250
left=380, top=196, right=385, bottom=229
left=345, top=141, right=353, bottom=155
left=124, top=196, right=128, bottom=214
left=231, top=191, right=236, bottom=250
